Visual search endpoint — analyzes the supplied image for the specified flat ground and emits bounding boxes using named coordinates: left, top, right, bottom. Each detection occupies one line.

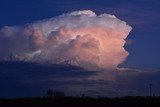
left=0, top=97, right=160, bottom=107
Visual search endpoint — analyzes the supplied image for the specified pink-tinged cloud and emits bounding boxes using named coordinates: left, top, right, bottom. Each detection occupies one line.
left=0, top=10, right=132, bottom=70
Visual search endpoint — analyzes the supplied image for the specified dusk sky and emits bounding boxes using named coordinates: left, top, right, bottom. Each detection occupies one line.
left=0, top=0, right=160, bottom=98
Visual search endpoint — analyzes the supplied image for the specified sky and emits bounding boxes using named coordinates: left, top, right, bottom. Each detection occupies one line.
left=0, top=0, right=160, bottom=98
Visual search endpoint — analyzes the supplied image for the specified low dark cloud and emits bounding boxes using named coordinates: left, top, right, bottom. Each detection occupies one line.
left=0, top=61, right=160, bottom=98
left=0, top=61, right=96, bottom=80
left=0, top=61, right=97, bottom=97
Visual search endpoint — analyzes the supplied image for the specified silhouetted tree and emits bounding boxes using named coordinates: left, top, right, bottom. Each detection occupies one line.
left=81, top=94, right=86, bottom=98
left=53, top=90, right=65, bottom=98
left=47, top=89, right=54, bottom=98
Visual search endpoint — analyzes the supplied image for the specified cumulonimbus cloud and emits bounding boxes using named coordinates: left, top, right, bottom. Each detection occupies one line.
left=0, top=10, right=132, bottom=70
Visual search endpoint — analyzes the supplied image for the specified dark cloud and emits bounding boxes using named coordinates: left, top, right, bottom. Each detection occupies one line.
left=0, top=61, right=96, bottom=79
left=0, top=61, right=97, bottom=97
left=0, top=61, right=160, bottom=98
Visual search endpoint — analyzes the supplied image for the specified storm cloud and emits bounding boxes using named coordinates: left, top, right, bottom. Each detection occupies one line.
left=0, top=10, right=132, bottom=71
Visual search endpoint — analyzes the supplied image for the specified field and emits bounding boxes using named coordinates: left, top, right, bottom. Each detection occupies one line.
left=0, top=96, right=160, bottom=107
